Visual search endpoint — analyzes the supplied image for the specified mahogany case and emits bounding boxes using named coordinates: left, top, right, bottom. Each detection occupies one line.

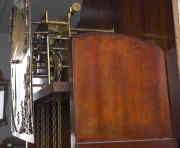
left=68, top=33, right=177, bottom=148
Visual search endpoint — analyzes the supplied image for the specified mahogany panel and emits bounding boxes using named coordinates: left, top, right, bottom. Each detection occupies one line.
left=78, top=0, right=175, bottom=52
left=69, top=33, right=173, bottom=144
left=77, top=0, right=180, bottom=142
left=27, top=142, right=36, bottom=148
left=76, top=139, right=178, bottom=148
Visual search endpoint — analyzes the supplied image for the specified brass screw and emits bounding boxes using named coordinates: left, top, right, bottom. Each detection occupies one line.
left=72, top=3, right=81, bottom=12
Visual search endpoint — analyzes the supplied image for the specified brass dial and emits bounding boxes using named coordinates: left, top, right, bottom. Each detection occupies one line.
left=10, top=0, right=29, bottom=61
left=10, top=0, right=34, bottom=143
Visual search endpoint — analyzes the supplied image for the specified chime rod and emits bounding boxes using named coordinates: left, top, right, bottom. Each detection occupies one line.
left=51, top=48, right=68, bottom=51
left=42, top=20, right=69, bottom=25
left=23, top=32, right=48, bottom=34
left=49, top=37, right=69, bottom=40
left=31, top=21, right=69, bottom=25
left=33, top=84, right=46, bottom=87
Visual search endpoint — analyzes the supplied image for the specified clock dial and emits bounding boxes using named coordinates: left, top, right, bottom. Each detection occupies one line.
left=10, top=0, right=34, bottom=143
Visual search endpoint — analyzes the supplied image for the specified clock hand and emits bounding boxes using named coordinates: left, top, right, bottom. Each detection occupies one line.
left=13, top=42, right=19, bottom=60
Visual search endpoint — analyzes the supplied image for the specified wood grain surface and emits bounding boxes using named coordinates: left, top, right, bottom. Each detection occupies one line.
left=69, top=33, right=174, bottom=145
left=77, top=1, right=180, bottom=141
left=76, top=139, right=178, bottom=148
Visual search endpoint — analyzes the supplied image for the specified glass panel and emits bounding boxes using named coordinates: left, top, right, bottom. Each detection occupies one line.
left=0, top=90, right=4, bottom=119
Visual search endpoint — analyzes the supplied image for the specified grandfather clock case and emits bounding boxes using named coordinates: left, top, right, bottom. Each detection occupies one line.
left=10, top=0, right=180, bottom=148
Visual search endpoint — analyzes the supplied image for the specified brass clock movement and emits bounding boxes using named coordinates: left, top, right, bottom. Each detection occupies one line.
left=10, top=0, right=114, bottom=143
